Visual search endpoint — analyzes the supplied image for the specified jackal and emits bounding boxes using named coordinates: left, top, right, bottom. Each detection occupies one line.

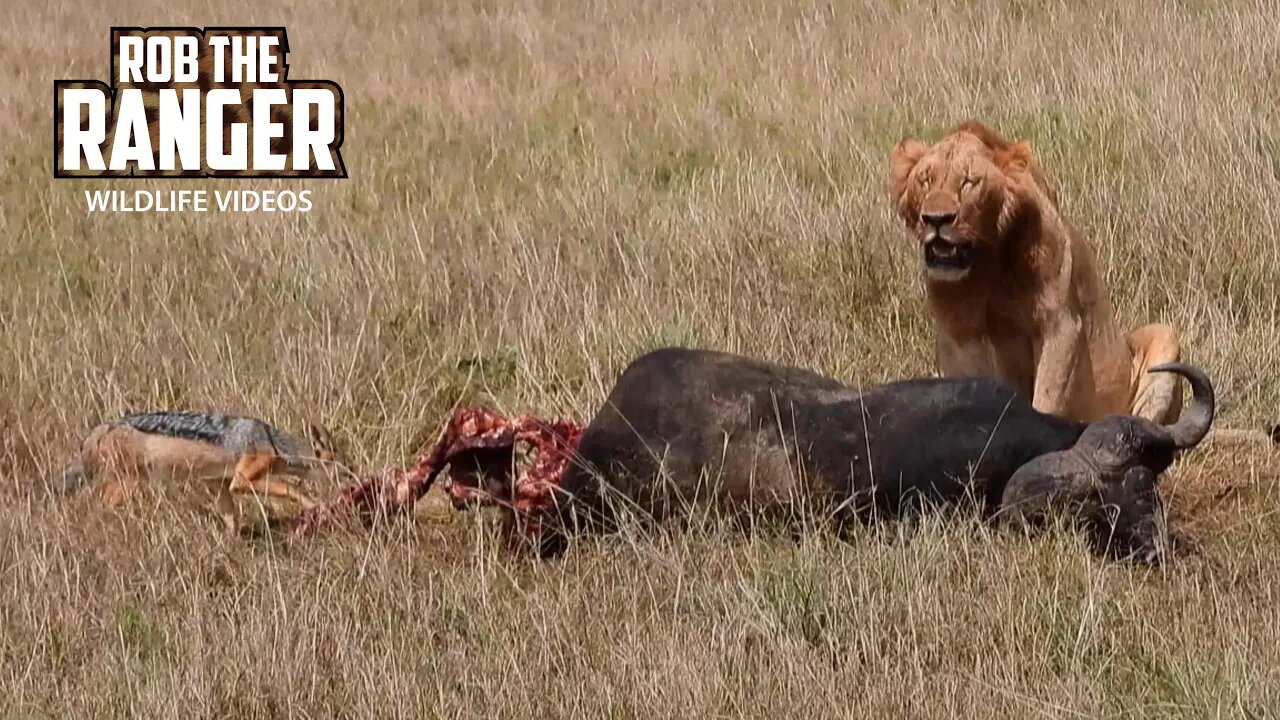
left=52, top=411, right=345, bottom=531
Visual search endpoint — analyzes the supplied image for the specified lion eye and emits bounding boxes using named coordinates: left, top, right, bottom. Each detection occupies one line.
left=918, top=173, right=930, bottom=188
left=961, top=177, right=977, bottom=191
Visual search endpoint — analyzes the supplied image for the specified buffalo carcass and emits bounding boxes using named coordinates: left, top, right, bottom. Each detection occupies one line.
left=526, top=348, right=1214, bottom=562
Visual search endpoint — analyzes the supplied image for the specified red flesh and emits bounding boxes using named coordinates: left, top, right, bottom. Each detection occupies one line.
left=292, top=406, right=582, bottom=547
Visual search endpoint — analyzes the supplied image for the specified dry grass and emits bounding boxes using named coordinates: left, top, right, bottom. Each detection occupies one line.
left=2, top=0, right=1280, bottom=716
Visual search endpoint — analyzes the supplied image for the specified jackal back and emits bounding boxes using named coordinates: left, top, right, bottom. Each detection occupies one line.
left=117, top=411, right=317, bottom=460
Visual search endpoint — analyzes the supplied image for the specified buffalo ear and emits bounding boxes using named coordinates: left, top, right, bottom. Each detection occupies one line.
left=996, top=140, right=1034, bottom=175
left=890, top=137, right=928, bottom=219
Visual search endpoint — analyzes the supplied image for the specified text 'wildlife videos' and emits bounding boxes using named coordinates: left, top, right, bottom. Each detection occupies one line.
left=82, top=189, right=314, bottom=213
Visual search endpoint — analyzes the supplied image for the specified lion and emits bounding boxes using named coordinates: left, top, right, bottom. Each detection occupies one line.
left=888, top=120, right=1181, bottom=424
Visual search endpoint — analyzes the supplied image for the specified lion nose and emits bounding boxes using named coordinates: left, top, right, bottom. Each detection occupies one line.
left=921, top=210, right=957, bottom=229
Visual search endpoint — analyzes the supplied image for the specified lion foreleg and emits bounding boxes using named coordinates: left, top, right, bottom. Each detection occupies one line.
left=1126, top=323, right=1182, bottom=424
left=1032, top=311, right=1094, bottom=419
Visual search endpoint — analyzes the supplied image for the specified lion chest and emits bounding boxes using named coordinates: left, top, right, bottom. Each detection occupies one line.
left=929, top=293, right=1039, bottom=395
left=984, top=329, right=1037, bottom=395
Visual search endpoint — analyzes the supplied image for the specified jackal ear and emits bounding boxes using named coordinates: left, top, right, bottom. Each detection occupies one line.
left=308, top=422, right=336, bottom=454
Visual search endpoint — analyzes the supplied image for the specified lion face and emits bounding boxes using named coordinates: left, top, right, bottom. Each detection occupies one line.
left=890, top=123, right=1034, bottom=282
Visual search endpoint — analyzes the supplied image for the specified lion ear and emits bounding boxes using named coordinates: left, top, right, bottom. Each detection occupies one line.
left=891, top=137, right=927, bottom=182
left=890, top=137, right=928, bottom=214
left=997, top=140, right=1035, bottom=175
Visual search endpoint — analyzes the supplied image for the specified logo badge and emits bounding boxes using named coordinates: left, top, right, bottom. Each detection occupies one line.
left=54, top=27, right=347, bottom=179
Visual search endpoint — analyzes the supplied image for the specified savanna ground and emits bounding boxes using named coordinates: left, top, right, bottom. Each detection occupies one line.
left=2, top=0, right=1280, bottom=716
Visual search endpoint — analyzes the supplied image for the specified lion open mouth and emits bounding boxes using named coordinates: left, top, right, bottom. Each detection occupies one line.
left=924, top=237, right=974, bottom=278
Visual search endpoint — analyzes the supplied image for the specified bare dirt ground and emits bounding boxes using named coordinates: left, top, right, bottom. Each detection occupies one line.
left=2, top=0, right=1279, bottom=716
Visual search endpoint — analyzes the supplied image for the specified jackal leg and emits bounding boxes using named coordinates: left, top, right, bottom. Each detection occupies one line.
left=1126, top=323, right=1182, bottom=424
left=213, top=483, right=241, bottom=533
left=229, top=453, right=319, bottom=510
left=100, top=477, right=141, bottom=506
